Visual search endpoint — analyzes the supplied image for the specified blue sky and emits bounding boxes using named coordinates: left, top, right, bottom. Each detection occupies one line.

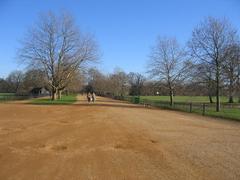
left=0, top=0, right=240, bottom=77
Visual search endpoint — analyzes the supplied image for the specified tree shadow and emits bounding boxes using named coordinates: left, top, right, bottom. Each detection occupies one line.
left=76, top=99, right=122, bottom=103
left=71, top=103, right=146, bottom=109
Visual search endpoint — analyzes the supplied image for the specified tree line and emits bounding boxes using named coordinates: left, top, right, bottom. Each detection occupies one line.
left=87, top=16, right=240, bottom=112
left=0, top=69, right=84, bottom=96
left=1, top=12, right=239, bottom=112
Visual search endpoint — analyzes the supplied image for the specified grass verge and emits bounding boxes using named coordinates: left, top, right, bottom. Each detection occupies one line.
left=139, top=95, right=237, bottom=103
left=122, top=96, right=240, bottom=121
left=30, top=94, right=77, bottom=105
left=0, top=93, right=29, bottom=102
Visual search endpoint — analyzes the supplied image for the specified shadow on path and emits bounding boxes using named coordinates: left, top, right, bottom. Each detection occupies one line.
left=5, top=95, right=146, bottom=110
left=73, top=95, right=145, bottom=109
left=71, top=103, right=146, bottom=109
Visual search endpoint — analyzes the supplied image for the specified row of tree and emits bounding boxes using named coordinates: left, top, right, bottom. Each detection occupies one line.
left=1, top=12, right=239, bottom=112
left=85, top=68, right=145, bottom=97
left=2, top=63, right=237, bottom=107
left=85, top=17, right=240, bottom=112
left=83, top=65, right=239, bottom=104
left=147, top=17, right=240, bottom=111
left=0, top=69, right=84, bottom=95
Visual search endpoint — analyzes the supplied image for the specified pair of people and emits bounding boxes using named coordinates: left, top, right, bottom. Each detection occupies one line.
left=87, top=92, right=96, bottom=102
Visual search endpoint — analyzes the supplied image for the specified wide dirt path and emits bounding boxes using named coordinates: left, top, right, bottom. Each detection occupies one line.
left=0, top=95, right=240, bottom=180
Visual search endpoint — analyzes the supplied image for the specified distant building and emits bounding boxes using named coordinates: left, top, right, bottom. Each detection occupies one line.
left=30, top=87, right=49, bottom=97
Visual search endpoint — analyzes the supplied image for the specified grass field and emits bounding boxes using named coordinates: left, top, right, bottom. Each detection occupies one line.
left=125, top=96, right=240, bottom=121
left=172, top=104, right=240, bottom=121
left=30, top=94, right=77, bottom=105
left=203, top=108, right=240, bottom=120
left=0, top=93, right=28, bottom=101
left=0, top=93, right=15, bottom=98
left=139, top=95, right=233, bottom=103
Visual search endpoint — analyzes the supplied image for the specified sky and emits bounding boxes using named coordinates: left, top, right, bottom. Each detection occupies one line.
left=0, top=0, right=240, bottom=78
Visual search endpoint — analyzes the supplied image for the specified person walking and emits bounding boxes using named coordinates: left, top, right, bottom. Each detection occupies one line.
left=87, top=92, right=91, bottom=102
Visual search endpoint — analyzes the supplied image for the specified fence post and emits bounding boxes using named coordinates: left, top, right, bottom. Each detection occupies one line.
left=190, top=103, right=192, bottom=113
left=202, top=103, right=206, bottom=116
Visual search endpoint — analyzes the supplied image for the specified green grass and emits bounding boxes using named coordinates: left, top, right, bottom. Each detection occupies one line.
left=0, top=93, right=29, bottom=101
left=204, top=108, right=240, bottom=121
left=124, top=95, right=240, bottom=121
left=174, top=104, right=240, bottom=121
left=0, top=93, right=15, bottom=99
left=139, top=95, right=232, bottom=103
left=0, top=93, right=15, bottom=96
left=30, top=94, right=77, bottom=105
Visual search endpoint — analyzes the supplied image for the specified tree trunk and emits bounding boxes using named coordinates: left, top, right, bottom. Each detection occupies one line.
left=208, top=94, right=213, bottom=103
left=237, top=86, right=240, bottom=102
left=228, top=74, right=234, bottom=103
left=169, top=90, right=174, bottom=106
left=237, top=64, right=240, bottom=103
left=51, top=88, right=56, bottom=101
left=228, top=96, right=234, bottom=103
left=238, top=83, right=240, bottom=103
left=57, top=90, right=62, bottom=99
left=216, top=67, right=220, bottom=112
left=207, top=80, right=214, bottom=103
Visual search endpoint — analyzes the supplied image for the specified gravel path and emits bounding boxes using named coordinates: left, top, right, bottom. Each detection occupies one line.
left=0, top=96, right=240, bottom=180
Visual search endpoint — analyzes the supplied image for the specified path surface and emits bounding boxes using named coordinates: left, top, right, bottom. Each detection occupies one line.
left=0, top=95, right=240, bottom=180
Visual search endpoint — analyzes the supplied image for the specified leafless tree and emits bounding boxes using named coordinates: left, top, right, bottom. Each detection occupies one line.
left=222, top=43, right=240, bottom=103
left=87, top=68, right=107, bottom=95
left=0, top=78, right=9, bottom=93
left=6, top=70, right=24, bottom=93
left=128, top=72, right=145, bottom=96
left=147, top=37, right=189, bottom=106
left=65, top=70, right=85, bottom=94
left=237, top=58, right=240, bottom=103
left=231, top=44, right=240, bottom=103
left=108, top=69, right=129, bottom=96
left=192, top=62, right=215, bottom=103
left=20, top=69, right=46, bottom=93
left=188, top=17, right=238, bottom=111
left=18, top=12, right=98, bottom=100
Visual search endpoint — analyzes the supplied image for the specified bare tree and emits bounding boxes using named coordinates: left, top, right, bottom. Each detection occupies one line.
left=232, top=44, right=240, bottom=103
left=238, top=57, right=240, bottom=103
left=188, top=17, right=237, bottom=111
left=0, top=78, right=9, bottom=93
left=108, top=69, right=129, bottom=96
left=222, top=43, right=240, bottom=103
left=21, top=69, right=46, bottom=93
left=128, top=72, right=145, bottom=96
left=6, top=70, right=24, bottom=93
left=18, top=12, right=98, bottom=100
left=87, top=68, right=107, bottom=95
left=147, top=37, right=189, bottom=106
left=65, top=70, right=85, bottom=94
left=192, top=62, right=215, bottom=103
